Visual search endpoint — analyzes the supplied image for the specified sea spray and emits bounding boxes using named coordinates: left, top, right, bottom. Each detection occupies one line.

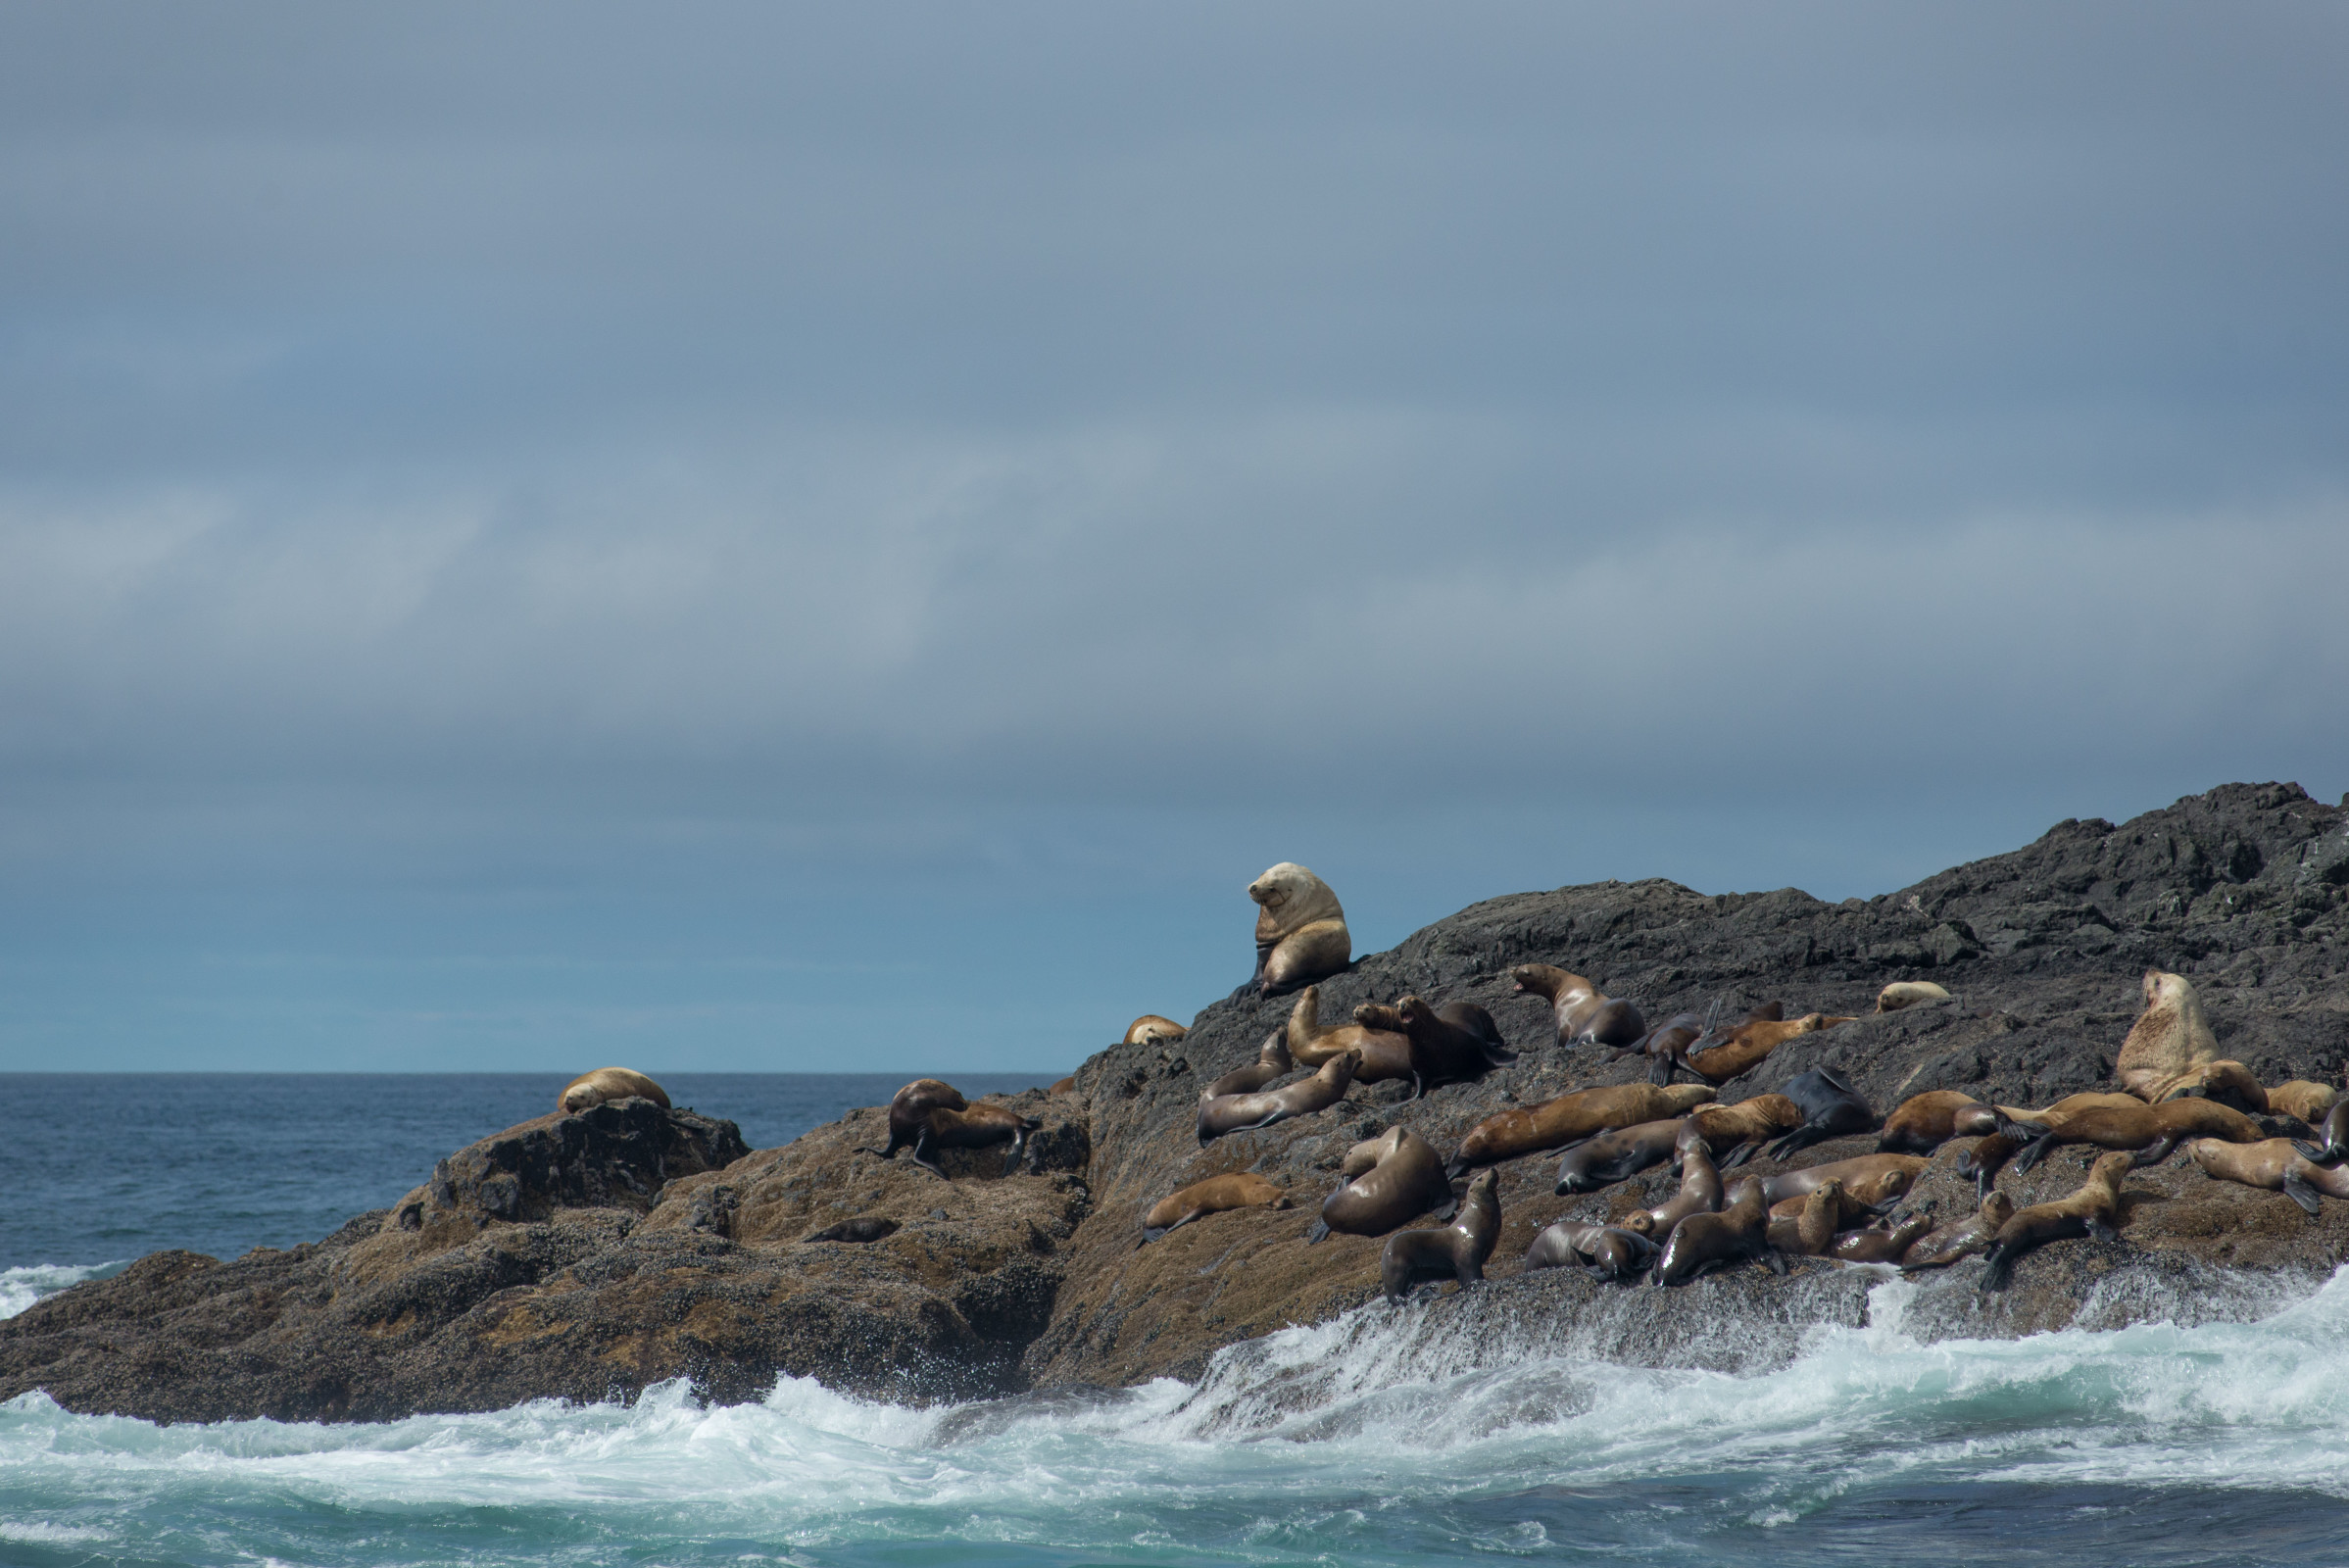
left=8, top=1267, right=2349, bottom=1566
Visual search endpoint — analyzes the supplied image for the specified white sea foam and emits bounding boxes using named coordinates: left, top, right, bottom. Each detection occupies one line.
left=5, top=1265, right=2348, bottom=1564
left=0, top=1260, right=123, bottom=1319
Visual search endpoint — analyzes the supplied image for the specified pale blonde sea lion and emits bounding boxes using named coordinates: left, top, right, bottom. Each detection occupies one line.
left=1245, top=862, right=1351, bottom=997
left=2116, top=969, right=2264, bottom=1108
left=2266, top=1080, right=2336, bottom=1124
left=558, top=1067, right=671, bottom=1113
left=1874, top=981, right=1951, bottom=1014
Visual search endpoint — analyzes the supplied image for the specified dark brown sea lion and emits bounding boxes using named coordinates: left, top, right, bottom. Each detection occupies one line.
left=1287, top=985, right=1411, bottom=1073
left=1202, top=1030, right=1295, bottom=1099
left=1675, top=1094, right=1803, bottom=1168
left=559, top=1067, right=671, bottom=1113
left=1380, top=1168, right=1500, bottom=1300
left=802, top=1216, right=901, bottom=1244
left=1124, top=1014, right=1189, bottom=1046
left=1523, top=1219, right=1658, bottom=1281
left=1554, top=1118, right=1687, bottom=1194
left=1879, top=1091, right=2007, bottom=1155
left=1758, top=1153, right=1927, bottom=1210
left=1639, top=1011, right=1710, bottom=1085
left=859, top=1080, right=1043, bottom=1178
left=1830, top=1213, right=1934, bottom=1263
left=1196, top=1050, right=1359, bottom=1143
left=1140, top=1173, right=1291, bottom=1243
left=1449, top=1083, right=1716, bottom=1177
left=1243, top=862, right=1351, bottom=998
left=2006, top=1095, right=2264, bottom=1174
left=1767, top=1067, right=1878, bottom=1159
left=1979, top=1151, right=2131, bottom=1291
left=1651, top=1177, right=1784, bottom=1285
left=1875, top=981, right=1951, bottom=1013
left=1900, top=1191, right=2016, bottom=1271
left=1389, top=995, right=1519, bottom=1097
left=1309, top=1125, right=1456, bottom=1243
left=1625, top=1141, right=1724, bottom=1239
left=2294, top=1098, right=2349, bottom=1164
left=1508, top=963, right=1645, bottom=1049
left=2188, top=1137, right=2349, bottom=1216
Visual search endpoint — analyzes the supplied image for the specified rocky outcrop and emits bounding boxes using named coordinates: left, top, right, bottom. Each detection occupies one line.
left=6, top=781, right=2347, bottom=1420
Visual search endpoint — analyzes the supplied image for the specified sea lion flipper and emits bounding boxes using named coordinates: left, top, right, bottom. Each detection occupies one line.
left=2281, top=1171, right=2324, bottom=1217
left=1138, top=1227, right=1166, bottom=1246
left=2011, top=1131, right=2057, bottom=1175
left=1979, top=1247, right=2015, bottom=1294
left=1762, top=1249, right=1789, bottom=1275
left=2291, top=1140, right=2330, bottom=1162
left=1431, top=1195, right=1459, bottom=1222
left=1718, top=1143, right=1756, bottom=1170
left=2087, top=1217, right=2124, bottom=1243
left=1305, top=1219, right=1331, bottom=1245
left=2129, top=1136, right=2181, bottom=1169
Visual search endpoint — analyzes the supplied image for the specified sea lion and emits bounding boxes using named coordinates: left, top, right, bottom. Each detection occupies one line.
left=859, top=1080, right=1043, bottom=1178
left=1651, top=1177, right=1784, bottom=1285
left=1449, top=1082, right=1717, bottom=1177
left=1310, top=1126, right=1456, bottom=1243
left=2267, top=1080, right=2337, bottom=1125
left=1900, top=1191, right=2016, bottom=1271
left=1830, top=1213, right=1934, bottom=1263
left=1874, top=980, right=1951, bottom=1014
left=1388, top=995, right=1520, bottom=1097
left=1140, top=1173, right=1291, bottom=1243
left=2116, top=969, right=2264, bottom=1108
left=1953, top=1093, right=2144, bottom=1198
left=1758, top=1153, right=1927, bottom=1210
left=1287, top=985, right=1412, bottom=1073
left=2295, top=1098, right=2349, bottom=1164
left=1766, top=1066, right=1880, bottom=1159
left=802, top=1216, right=901, bottom=1244
left=1048, top=1076, right=1077, bottom=1097
left=1767, top=1179, right=1847, bottom=1256
left=1625, top=1140, right=1724, bottom=1239
left=1243, top=862, right=1351, bottom=998
left=2005, top=1095, right=2264, bottom=1174
left=1674, top=1094, right=1803, bottom=1168
left=1523, top=1219, right=1658, bottom=1281
left=1979, top=1151, right=2132, bottom=1291
left=558, top=1067, right=672, bottom=1113
left=1554, top=1117, right=1687, bottom=1194
left=1508, top=963, right=1645, bottom=1049
left=1878, top=1090, right=2007, bottom=1155
left=1124, top=1015, right=1189, bottom=1046
left=1676, top=1011, right=1852, bottom=1086
left=1202, top=1030, right=1296, bottom=1099
left=1639, top=1011, right=1710, bottom=1086
left=1196, top=1050, right=1359, bottom=1143
left=2187, top=1137, right=2349, bottom=1216
left=1379, top=1167, right=1500, bottom=1300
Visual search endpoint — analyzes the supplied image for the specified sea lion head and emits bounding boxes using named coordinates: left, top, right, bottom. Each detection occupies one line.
left=1248, top=862, right=1344, bottom=933
left=2143, top=968, right=2190, bottom=1010
left=1395, top=996, right=1435, bottom=1030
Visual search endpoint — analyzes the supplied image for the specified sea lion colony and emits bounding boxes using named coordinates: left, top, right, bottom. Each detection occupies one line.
left=588, top=866, right=2343, bottom=1303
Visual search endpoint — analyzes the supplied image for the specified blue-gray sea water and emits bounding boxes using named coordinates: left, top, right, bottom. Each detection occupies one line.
left=6, top=1074, right=2349, bottom=1567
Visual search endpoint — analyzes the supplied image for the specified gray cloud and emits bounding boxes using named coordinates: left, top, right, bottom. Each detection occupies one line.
left=1, top=2, right=2343, bottom=1068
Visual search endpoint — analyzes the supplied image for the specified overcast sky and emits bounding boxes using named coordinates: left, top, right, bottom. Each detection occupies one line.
left=3, top=2, right=2343, bottom=1073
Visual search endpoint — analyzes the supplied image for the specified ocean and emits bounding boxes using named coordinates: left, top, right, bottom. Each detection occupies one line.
left=6, top=1075, right=2347, bottom=1567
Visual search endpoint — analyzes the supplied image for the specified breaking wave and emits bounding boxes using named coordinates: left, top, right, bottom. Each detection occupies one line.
left=7, top=1266, right=2349, bottom=1565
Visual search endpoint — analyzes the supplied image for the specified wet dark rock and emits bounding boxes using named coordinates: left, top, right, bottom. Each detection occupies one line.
left=6, top=781, right=2347, bottom=1420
